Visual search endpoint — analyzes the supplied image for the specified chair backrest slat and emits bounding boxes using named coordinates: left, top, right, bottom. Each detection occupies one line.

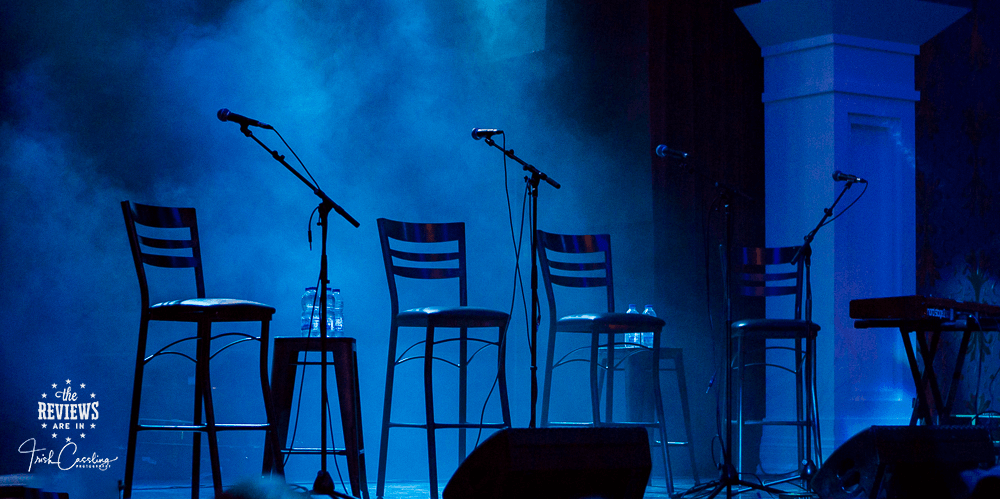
left=137, top=235, right=195, bottom=250
left=548, top=274, right=608, bottom=288
left=141, top=253, right=199, bottom=269
left=392, top=266, right=461, bottom=280
left=389, top=248, right=460, bottom=263
left=548, top=261, right=607, bottom=272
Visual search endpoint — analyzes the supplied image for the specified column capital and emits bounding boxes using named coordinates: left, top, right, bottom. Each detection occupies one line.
left=736, top=0, right=967, bottom=49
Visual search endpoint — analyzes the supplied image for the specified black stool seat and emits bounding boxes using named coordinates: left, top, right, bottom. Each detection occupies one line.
left=149, top=299, right=275, bottom=321
left=397, top=306, right=510, bottom=326
left=732, top=318, right=819, bottom=336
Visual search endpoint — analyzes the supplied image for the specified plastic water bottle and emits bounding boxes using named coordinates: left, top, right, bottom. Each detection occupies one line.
left=301, top=286, right=336, bottom=337
left=301, top=287, right=317, bottom=336
left=625, top=304, right=640, bottom=346
left=332, top=288, right=344, bottom=337
left=641, top=305, right=656, bottom=348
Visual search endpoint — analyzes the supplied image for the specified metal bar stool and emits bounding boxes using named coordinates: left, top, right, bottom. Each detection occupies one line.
left=375, top=219, right=511, bottom=499
left=121, top=201, right=283, bottom=499
left=732, top=246, right=821, bottom=484
left=536, top=230, right=698, bottom=496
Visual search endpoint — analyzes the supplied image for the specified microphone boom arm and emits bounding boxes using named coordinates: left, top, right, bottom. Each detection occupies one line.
left=482, top=137, right=561, bottom=189
left=239, top=127, right=360, bottom=228
left=790, top=180, right=853, bottom=265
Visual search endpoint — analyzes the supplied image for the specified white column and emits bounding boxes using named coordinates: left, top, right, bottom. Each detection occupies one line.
left=735, top=0, right=967, bottom=463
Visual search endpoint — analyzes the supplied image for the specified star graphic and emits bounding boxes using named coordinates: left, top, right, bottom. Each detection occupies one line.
left=65, top=437, right=71, bottom=442
left=80, top=383, right=86, bottom=389
left=80, top=433, right=86, bottom=438
left=52, top=433, right=57, bottom=439
left=90, top=423, right=96, bottom=429
left=51, top=383, right=57, bottom=389
left=41, top=423, right=47, bottom=429
left=90, top=393, right=96, bottom=398
left=41, top=393, right=47, bottom=398
left=65, top=379, right=71, bottom=385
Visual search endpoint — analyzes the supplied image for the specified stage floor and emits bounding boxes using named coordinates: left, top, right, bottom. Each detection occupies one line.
left=124, top=475, right=816, bottom=498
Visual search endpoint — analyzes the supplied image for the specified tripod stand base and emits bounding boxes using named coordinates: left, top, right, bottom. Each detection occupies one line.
left=760, top=460, right=818, bottom=490
left=683, top=464, right=787, bottom=498
left=314, top=470, right=335, bottom=495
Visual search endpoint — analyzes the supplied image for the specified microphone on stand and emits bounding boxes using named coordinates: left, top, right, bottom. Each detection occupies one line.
left=655, top=144, right=689, bottom=159
left=832, top=170, right=867, bottom=183
left=471, top=128, right=503, bottom=140
left=217, top=108, right=273, bottom=130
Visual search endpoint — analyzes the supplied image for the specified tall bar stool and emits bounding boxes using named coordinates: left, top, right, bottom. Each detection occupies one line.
left=121, top=201, right=283, bottom=499
left=536, top=230, right=698, bottom=496
left=732, top=246, right=821, bottom=483
left=375, top=219, right=511, bottom=499
left=263, top=336, right=369, bottom=499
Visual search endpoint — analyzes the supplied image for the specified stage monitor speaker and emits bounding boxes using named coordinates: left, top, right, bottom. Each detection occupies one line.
left=0, top=486, right=69, bottom=498
left=442, top=427, right=651, bottom=499
left=811, top=425, right=995, bottom=499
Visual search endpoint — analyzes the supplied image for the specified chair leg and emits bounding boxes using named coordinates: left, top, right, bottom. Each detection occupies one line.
left=795, top=337, right=805, bottom=469
left=123, top=317, right=151, bottom=499
left=497, top=319, right=512, bottom=426
left=651, top=341, right=674, bottom=497
left=333, top=343, right=369, bottom=499
left=424, top=325, right=439, bottom=499
left=376, top=323, right=400, bottom=499
left=458, top=327, right=468, bottom=462
left=258, top=321, right=284, bottom=477
left=198, top=322, right=223, bottom=497
left=672, top=350, right=700, bottom=484
left=192, top=330, right=204, bottom=499
left=589, top=333, right=601, bottom=425
left=735, top=332, right=745, bottom=477
left=605, top=331, right=615, bottom=423
left=540, top=324, right=558, bottom=426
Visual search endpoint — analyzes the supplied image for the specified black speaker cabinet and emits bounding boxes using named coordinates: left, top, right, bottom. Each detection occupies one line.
left=0, top=487, right=69, bottom=499
left=442, top=427, right=652, bottom=499
left=811, top=425, right=995, bottom=499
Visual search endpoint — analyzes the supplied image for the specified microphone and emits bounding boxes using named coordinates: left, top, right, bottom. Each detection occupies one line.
left=655, top=144, right=689, bottom=159
left=471, top=128, right=503, bottom=140
left=832, top=170, right=867, bottom=183
left=217, top=108, right=273, bottom=130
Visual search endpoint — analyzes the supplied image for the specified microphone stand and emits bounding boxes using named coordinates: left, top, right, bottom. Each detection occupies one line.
left=765, top=179, right=856, bottom=488
left=236, top=125, right=360, bottom=496
left=661, top=154, right=780, bottom=499
left=480, top=136, right=559, bottom=429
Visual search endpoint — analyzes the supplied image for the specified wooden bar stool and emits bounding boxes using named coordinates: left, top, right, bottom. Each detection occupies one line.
left=263, top=336, right=369, bottom=499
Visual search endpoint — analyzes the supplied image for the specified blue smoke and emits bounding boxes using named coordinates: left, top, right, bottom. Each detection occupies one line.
left=1, top=0, right=655, bottom=492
